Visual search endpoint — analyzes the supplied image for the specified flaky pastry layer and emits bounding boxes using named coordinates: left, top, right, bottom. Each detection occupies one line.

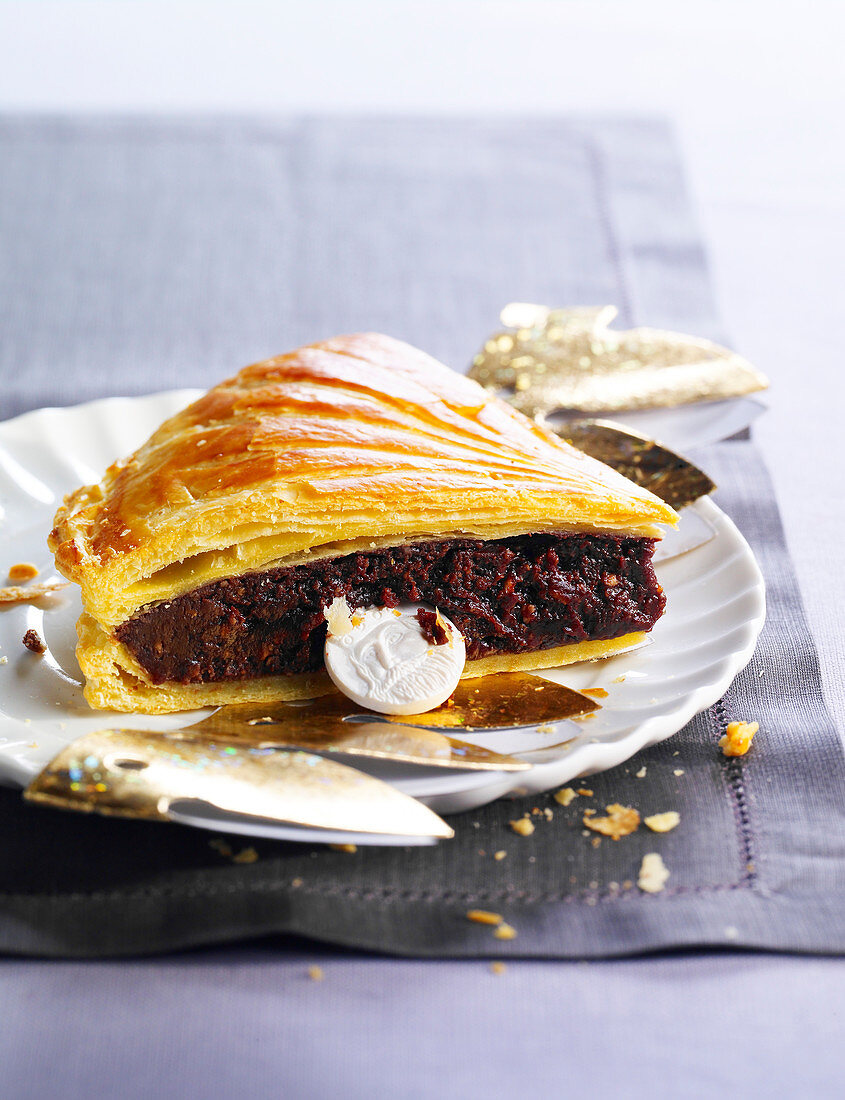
left=50, top=333, right=677, bottom=627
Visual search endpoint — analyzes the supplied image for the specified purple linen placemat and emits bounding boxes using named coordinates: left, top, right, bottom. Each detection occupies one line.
left=0, top=116, right=842, bottom=957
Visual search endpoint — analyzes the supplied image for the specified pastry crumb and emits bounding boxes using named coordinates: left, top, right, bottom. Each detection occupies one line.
left=308, top=965, right=324, bottom=982
left=644, top=811, right=680, bottom=833
left=210, top=838, right=259, bottom=863
left=8, top=562, right=39, bottom=582
left=489, top=961, right=507, bottom=975
left=583, top=803, right=640, bottom=840
left=466, top=909, right=503, bottom=926
left=553, top=787, right=577, bottom=806
left=493, top=850, right=507, bottom=861
left=0, top=580, right=68, bottom=604
left=22, top=629, right=46, bottom=654
left=577, top=788, right=593, bottom=797
left=638, top=852, right=670, bottom=893
left=493, top=923, right=517, bottom=941
left=673, top=769, right=685, bottom=776
left=635, top=766, right=647, bottom=779
left=719, top=720, right=759, bottom=757
left=0, top=656, right=7, bottom=665
left=509, top=816, right=535, bottom=837
left=329, top=843, right=357, bottom=854
left=291, top=877, right=303, bottom=888
left=323, top=596, right=354, bottom=636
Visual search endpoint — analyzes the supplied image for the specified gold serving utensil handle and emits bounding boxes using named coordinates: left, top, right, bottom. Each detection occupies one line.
left=24, top=728, right=455, bottom=840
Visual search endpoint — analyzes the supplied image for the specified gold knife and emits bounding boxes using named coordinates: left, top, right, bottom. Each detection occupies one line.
left=24, top=727, right=455, bottom=840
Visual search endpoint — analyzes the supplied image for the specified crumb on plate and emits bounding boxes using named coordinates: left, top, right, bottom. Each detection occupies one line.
left=22, top=628, right=46, bottom=654
left=8, top=562, right=39, bottom=582
left=0, top=580, right=68, bottom=604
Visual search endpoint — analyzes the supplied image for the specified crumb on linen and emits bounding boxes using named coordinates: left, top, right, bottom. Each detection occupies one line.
left=209, top=838, right=258, bottom=863
left=291, top=877, right=303, bottom=888
left=638, top=852, right=670, bottom=893
left=577, top=788, right=593, bottom=797
left=542, top=807, right=553, bottom=821
left=635, top=766, right=647, bottom=779
left=308, top=966, right=324, bottom=982
left=22, top=628, right=46, bottom=654
left=673, top=769, right=685, bottom=776
left=0, top=656, right=7, bottom=666
left=644, top=811, right=680, bottom=833
left=8, top=562, right=39, bottom=582
left=494, top=850, right=507, bottom=861
left=509, top=816, right=535, bottom=837
left=0, top=580, right=68, bottom=604
left=467, top=909, right=503, bottom=926
left=493, top=923, right=517, bottom=941
left=329, top=843, right=357, bottom=854
left=591, top=836, right=602, bottom=848
left=719, top=720, right=759, bottom=757
left=489, top=961, right=507, bottom=975
left=583, top=804, right=640, bottom=840
left=553, top=787, right=576, bottom=806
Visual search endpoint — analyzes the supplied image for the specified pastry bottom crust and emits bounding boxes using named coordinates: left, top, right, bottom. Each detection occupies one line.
left=76, top=612, right=648, bottom=714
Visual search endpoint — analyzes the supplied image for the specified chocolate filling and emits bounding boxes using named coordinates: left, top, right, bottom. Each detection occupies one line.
left=115, top=533, right=664, bottom=685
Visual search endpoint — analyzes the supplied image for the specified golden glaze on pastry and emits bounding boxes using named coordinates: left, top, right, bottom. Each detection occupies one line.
left=50, top=334, right=677, bottom=712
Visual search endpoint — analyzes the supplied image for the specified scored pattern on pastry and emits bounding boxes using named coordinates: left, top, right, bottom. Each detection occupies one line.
left=50, top=333, right=676, bottom=627
left=49, top=334, right=677, bottom=713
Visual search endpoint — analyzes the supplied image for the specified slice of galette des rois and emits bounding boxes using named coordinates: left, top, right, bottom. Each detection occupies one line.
left=49, top=334, right=678, bottom=713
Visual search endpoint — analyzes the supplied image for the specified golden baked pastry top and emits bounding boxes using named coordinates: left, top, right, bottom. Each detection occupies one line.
left=50, top=332, right=677, bottom=629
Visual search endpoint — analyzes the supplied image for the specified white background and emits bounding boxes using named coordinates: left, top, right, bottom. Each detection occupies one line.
left=2, top=0, right=843, bottom=727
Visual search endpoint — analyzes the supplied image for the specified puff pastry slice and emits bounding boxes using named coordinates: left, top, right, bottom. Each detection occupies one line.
left=49, top=334, right=677, bottom=712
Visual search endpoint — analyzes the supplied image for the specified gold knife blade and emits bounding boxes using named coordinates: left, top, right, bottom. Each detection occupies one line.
left=176, top=673, right=599, bottom=770
left=557, top=419, right=715, bottom=510
left=178, top=716, right=531, bottom=772
left=24, top=727, right=455, bottom=839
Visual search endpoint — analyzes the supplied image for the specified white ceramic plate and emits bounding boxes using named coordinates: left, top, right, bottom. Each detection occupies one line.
left=0, top=391, right=765, bottom=834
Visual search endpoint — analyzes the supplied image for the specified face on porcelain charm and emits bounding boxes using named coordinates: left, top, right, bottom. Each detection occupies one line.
left=323, top=599, right=466, bottom=715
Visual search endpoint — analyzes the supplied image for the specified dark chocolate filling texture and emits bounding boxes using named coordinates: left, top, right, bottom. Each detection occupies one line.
left=115, top=533, right=665, bottom=685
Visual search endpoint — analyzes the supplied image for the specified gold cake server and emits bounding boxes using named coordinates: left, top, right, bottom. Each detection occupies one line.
left=469, top=303, right=767, bottom=418
left=24, top=727, right=454, bottom=840
left=558, top=418, right=715, bottom=510
left=149, top=674, right=600, bottom=770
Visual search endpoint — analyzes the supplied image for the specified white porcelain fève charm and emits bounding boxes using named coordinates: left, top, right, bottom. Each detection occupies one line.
left=323, top=600, right=466, bottom=715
